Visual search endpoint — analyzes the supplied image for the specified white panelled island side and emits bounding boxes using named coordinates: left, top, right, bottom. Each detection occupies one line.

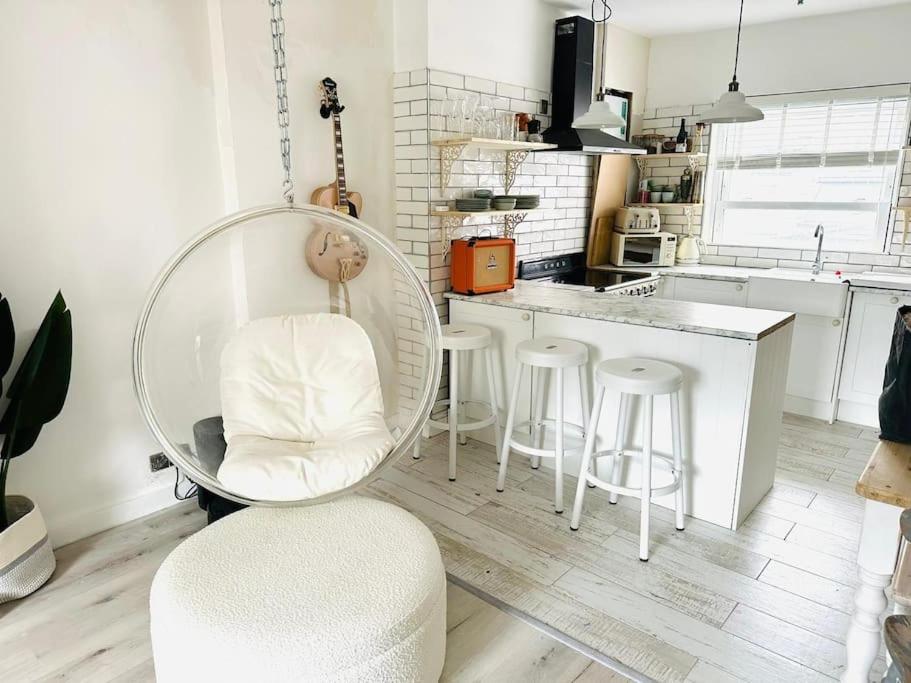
left=446, top=280, right=795, bottom=530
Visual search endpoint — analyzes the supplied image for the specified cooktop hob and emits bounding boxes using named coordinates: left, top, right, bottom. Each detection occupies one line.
left=517, top=253, right=659, bottom=296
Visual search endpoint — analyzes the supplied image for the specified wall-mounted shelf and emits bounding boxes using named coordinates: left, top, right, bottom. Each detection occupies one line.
left=431, top=136, right=557, bottom=194
left=433, top=207, right=539, bottom=259
left=431, top=137, right=557, bottom=152
left=635, top=152, right=707, bottom=173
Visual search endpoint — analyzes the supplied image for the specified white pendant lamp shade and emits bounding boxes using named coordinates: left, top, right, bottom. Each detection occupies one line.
left=573, top=96, right=626, bottom=130
left=699, top=0, right=764, bottom=126
left=576, top=3, right=625, bottom=132
left=699, top=86, right=764, bottom=124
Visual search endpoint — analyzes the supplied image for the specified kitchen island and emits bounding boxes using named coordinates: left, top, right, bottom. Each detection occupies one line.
left=446, top=280, right=795, bottom=530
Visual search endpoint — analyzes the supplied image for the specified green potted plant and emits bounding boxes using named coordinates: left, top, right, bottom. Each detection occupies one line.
left=0, top=291, right=72, bottom=603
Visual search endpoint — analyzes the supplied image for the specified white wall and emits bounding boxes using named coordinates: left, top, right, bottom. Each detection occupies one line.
left=394, top=0, right=428, bottom=72
left=427, top=0, right=569, bottom=91
left=646, top=3, right=911, bottom=109
left=0, top=1, right=224, bottom=545
left=1, top=0, right=399, bottom=547
left=426, top=0, right=650, bottom=128
left=219, top=0, right=396, bottom=233
left=600, top=23, right=651, bottom=134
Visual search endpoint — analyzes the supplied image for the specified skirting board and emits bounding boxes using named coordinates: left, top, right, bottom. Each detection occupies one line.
left=836, top=398, right=879, bottom=429
left=45, top=482, right=183, bottom=548
left=783, top=394, right=835, bottom=422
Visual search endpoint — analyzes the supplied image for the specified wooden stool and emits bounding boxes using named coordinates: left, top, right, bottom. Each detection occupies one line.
left=570, top=357, right=685, bottom=561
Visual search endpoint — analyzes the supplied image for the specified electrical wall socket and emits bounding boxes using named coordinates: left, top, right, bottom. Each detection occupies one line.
left=149, top=452, right=173, bottom=472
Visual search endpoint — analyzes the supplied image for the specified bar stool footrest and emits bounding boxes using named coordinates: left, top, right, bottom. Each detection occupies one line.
left=508, top=419, right=585, bottom=458
left=427, top=398, right=498, bottom=433
left=585, top=448, right=681, bottom=498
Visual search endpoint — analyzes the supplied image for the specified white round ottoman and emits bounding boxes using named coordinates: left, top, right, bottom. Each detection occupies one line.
left=150, top=497, right=446, bottom=682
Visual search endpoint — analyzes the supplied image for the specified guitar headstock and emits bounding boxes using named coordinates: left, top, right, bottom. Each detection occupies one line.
left=319, top=77, right=344, bottom=119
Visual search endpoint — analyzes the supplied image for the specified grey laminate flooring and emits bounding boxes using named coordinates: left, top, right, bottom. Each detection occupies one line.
left=365, top=413, right=886, bottom=682
left=0, top=491, right=616, bottom=682
left=0, top=414, right=881, bottom=682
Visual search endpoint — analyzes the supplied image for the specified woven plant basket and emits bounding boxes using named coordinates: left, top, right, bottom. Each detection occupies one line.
left=0, top=495, right=55, bottom=604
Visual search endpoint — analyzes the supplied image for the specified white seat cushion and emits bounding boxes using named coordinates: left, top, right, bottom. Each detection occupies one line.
left=217, top=313, right=393, bottom=499
left=150, top=497, right=447, bottom=683
left=218, top=416, right=394, bottom=501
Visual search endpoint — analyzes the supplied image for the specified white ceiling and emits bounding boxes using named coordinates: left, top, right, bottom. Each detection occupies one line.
left=544, top=0, right=910, bottom=36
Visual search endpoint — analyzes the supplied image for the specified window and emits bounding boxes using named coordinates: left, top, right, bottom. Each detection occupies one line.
left=705, top=89, right=910, bottom=253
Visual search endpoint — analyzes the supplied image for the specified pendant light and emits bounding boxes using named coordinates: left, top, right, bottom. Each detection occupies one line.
left=573, top=1, right=625, bottom=131
left=698, top=0, right=764, bottom=124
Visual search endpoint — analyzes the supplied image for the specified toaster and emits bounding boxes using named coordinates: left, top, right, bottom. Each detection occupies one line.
left=614, top=207, right=660, bottom=234
left=450, top=236, right=516, bottom=295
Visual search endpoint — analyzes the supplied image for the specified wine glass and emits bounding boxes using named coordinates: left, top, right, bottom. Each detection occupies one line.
left=445, top=97, right=463, bottom=135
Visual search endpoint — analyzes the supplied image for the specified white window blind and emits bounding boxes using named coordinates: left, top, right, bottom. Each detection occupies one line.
left=706, top=90, right=910, bottom=253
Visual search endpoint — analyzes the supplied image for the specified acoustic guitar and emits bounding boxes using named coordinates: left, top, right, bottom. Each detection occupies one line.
left=311, top=77, right=363, bottom=218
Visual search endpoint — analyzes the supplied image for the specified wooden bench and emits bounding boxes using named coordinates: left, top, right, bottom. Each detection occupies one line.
left=844, top=440, right=911, bottom=683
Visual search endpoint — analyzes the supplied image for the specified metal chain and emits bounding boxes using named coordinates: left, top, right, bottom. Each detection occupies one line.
left=270, top=0, right=294, bottom=203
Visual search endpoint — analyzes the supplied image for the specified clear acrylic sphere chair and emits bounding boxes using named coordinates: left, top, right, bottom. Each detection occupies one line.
left=133, top=204, right=442, bottom=507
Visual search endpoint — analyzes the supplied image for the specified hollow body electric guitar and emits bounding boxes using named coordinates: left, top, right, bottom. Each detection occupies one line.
left=311, top=77, right=363, bottom=218
left=307, top=77, right=366, bottom=318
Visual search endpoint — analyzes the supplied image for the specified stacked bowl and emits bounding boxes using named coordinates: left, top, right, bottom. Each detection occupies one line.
left=454, top=197, right=491, bottom=212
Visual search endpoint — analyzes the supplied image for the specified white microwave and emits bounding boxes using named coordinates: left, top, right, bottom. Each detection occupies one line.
left=609, top=231, right=676, bottom=267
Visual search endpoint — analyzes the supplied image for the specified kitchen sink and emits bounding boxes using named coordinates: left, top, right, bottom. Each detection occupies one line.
left=752, top=268, right=847, bottom=284
left=747, top=268, right=849, bottom=317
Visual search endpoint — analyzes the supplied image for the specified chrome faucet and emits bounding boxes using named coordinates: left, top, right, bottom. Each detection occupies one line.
left=812, top=224, right=825, bottom=275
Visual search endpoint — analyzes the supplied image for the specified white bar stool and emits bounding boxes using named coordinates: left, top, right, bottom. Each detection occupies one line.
left=570, top=358, right=685, bottom=562
left=413, top=323, right=501, bottom=481
left=496, top=337, right=590, bottom=514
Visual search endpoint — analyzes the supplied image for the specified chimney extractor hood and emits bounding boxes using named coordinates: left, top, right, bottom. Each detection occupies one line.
left=542, top=16, right=645, bottom=156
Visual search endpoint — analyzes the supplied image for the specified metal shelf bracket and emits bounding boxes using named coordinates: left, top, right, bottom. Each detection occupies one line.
left=503, top=150, right=529, bottom=195
left=439, top=144, right=466, bottom=191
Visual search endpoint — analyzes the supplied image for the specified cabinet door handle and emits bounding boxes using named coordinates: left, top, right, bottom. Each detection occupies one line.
left=735, top=284, right=744, bottom=291
left=891, top=297, right=900, bottom=305
left=832, top=319, right=841, bottom=327
left=521, top=313, right=531, bottom=321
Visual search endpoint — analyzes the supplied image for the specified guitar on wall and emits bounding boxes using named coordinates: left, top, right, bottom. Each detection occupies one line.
left=311, top=77, right=363, bottom=218
left=307, top=76, right=366, bottom=318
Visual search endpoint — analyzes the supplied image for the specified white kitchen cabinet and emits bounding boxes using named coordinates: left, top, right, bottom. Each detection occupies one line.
left=448, top=299, right=533, bottom=443
left=837, top=290, right=911, bottom=427
left=665, top=276, right=748, bottom=306
left=784, top=314, right=845, bottom=411
left=445, top=292, right=794, bottom=530
left=745, top=274, right=849, bottom=420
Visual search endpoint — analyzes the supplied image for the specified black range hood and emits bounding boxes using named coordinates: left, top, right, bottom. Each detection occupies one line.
left=542, top=16, right=645, bottom=156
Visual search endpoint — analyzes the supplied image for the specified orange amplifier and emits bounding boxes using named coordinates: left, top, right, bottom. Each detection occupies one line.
left=450, top=236, right=516, bottom=295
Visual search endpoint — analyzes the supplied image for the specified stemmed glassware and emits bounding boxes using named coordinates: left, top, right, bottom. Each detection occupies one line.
left=445, top=97, right=464, bottom=135
left=444, top=96, right=518, bottom=141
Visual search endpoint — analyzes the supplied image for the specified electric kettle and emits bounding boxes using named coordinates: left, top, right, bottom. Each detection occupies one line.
left=675, top=235, right=705, bottom=265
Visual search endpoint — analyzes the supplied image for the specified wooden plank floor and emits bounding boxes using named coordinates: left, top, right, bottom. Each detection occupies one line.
left=0, top=414, right=884, bottom=682
left=0, top=498, right=618, bottom=681
left=364, top=413, right=887, bottom=683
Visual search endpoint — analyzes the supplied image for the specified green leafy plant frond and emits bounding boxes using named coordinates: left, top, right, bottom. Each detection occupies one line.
left=0, top=292, right=72, bottom=459
left=0, top=294, right=13, bottom=395
left=0, top=291, right=72, bottom=532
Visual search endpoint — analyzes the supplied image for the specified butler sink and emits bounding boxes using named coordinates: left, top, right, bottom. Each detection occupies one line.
left=747, top=268, right=849, bottom=317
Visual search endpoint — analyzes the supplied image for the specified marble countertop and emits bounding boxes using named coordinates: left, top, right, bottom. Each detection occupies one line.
left=593, top=263, right=911, bottom=289
left=849, top=272, right=911, bottom=292
left=446, top=280, right=795, bottom=341
left=591, top=263, right=757, bottom=282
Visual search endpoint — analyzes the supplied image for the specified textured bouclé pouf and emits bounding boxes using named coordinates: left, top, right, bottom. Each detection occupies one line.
left=150, top=497, right=446, bottom=682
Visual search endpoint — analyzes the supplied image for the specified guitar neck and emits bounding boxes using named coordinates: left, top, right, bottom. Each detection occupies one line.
left=332, top=113, right=349, bottom=208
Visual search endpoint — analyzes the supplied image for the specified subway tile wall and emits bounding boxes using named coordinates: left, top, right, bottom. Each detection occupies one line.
left=641, top=104, right=911, bottom=273
left=394, top=68, right=595, bottom=324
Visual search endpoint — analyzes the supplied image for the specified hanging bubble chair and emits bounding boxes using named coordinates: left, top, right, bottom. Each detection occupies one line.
left=133, top=203, right=442, bottom=507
